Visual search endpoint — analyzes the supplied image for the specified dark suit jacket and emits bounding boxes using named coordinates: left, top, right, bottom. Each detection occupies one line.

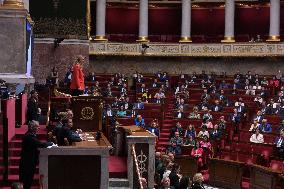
left=211, top=105, right=223, bottom=112
left=230, top=113, right=241, bottom=123
left=174, top=112, right=185, bottom=119
left=27, top=98, right=39, bottom=122
left=275, top=137, right=284, bottom=149
left=86, top=75, right=96, bottom=82
left=192, top=183, right=206, bottom=189
left=169, top=172, right=180, bottom=189
left=210, top=130, right=222, bottom=140
left=19, top=132, right=51, bottom=180
left=57, top=125, right=82, bottom=145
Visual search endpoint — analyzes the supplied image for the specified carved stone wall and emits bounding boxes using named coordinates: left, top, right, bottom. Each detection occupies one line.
left=89, top=56, right=284, bottom=75
left=33, top=39, right=89, bottom=83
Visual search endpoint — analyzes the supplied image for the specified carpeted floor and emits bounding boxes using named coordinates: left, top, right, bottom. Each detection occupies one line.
left=109, top=156, right=128, bottom=178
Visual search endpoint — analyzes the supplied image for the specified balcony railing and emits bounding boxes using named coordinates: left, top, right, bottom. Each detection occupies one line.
left=89, top=42, right=284, bottom=57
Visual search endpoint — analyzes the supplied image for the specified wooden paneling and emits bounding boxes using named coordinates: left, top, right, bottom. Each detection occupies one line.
left=209, top=158, right=245, bottom=189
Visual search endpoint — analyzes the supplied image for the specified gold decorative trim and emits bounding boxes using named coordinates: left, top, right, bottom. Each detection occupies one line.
left=136, top=36, right=150, bottom=43
left=80, top=106, right=94, bottom=120
left=221, top=36, right=235, bottom=43
left=27, top=14, right=34, bottom=25
left=2, top=0, right=24, bottom=8
left=179, top=36, right=192, bottom=43
left=89, top=42, right=284, bottom=57
left=266, top=35, right=280, bottom=42
left=92, top=35, right=108, bottom=42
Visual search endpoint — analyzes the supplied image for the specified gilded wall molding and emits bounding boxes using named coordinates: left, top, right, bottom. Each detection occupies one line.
left=89, top=42, right=284, bottom=57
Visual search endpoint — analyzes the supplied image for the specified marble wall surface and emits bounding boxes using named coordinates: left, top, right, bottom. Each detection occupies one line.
left=33, top=39, right=89, bottom=83
left=89, top=56, right=284, bottom=76
left=0, top=8, right=27, bottom=74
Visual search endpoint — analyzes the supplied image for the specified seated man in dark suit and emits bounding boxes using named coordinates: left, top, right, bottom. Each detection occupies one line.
left=134, top=98, right=144, bottom=110
left=174, top=108, right=185, bottom=119
left=138, top=83, right=147, bottom=93
left=86, top=72, right=96, bottom=82
left=211, top=100, right=223, bottom=112
left=169, top=122, right=184, bottom=139
left=230, top=108, right=241, bottom=133
left=210, top=124, right=222, bottom=140
left=275, top=130, right=284, bottom=158
left=278, top=119, right=284, bottom=133
left=19, top=120, right=52, bottom=189
left=57, top=119, right=82, bottom=146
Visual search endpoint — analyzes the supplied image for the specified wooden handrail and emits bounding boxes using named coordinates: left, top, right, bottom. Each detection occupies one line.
left=131, top=144, right=143, bottom=189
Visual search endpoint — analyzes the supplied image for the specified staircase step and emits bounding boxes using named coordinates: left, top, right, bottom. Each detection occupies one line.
left=160, top=133, right=170, bottom=137
left=157, top=141, right=169, bottom=146
left=9, top=157, right=21, bottom=165
left=109, top=178, right=129, bottom=188
left=8, top=165, right=39, bottom=175
left=9, top=148, right=21, bottom=157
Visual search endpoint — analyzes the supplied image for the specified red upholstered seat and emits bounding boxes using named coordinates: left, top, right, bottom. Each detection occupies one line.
left=234, top=142, right=252, bottom=153
left=239, top=131, right=251, bottom=142
left=237, top=153, right=256, bottom=164
left=252, top=144, right=274, bottom=158
left=270, top=160, right=284, bottom=173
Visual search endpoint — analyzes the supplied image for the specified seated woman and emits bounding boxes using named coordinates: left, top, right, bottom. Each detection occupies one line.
left=191, top=142, right=204, bottom=168
left=184, top=135, right=196, bottom=146
left=202, top=108, right=212, bottom=121
left=197, top=126, right=209, bottom=139
left=135, top=115, right=145, bottom=127
left=200, top=136, right=212, bottom=150
left=203, top=119, right=213, bottom=129
left=250, top=128, right=264, bottom=144
left=147, top=120, right=160, bottom=137
left=217, top=116, right=227, bottom=130
left=116, top=106, right=127, bottom=117
left=188, top=106, right=201, bottom=119
left=184, top=124, right=196, bottom=139
left=249, top=120, right=260, bottom=132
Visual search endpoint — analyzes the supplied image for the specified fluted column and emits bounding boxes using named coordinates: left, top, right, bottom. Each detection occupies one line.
left=267, top=0, right=280, bottom=42
left=180, top=0, right=192, bottom=43
left=222, top=0, right=235, bottom=42
left=137, top=0, right=149, bottom=42
left=94, top=0, right=107, bottom=41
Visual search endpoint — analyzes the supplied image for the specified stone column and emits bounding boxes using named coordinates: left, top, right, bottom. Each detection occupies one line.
left=267, top=0, right=280, bottom=42
left=222, top=0, right=235, bottom=42
left=137, top=0, right=149, bottom=42
left=180, top=0, right=192, bottom=43
left=94, top=0, right=107, bottom=41
left=2, top=0, right=24, bottom=8
left=22, top=0, right=28, bottom=11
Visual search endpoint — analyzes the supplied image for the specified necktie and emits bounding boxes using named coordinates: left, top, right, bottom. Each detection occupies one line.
left=278, top=138, right=282, bottom=147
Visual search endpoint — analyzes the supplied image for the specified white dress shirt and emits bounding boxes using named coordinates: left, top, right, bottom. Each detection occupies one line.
left=250, top=133, right=264, bottom=143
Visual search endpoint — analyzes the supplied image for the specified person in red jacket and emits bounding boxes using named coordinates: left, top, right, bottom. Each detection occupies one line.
left=70, top=55, right=85, bottom=96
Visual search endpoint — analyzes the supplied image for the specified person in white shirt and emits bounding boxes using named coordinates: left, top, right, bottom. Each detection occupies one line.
left=250, top=128, right=264, bottom=144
